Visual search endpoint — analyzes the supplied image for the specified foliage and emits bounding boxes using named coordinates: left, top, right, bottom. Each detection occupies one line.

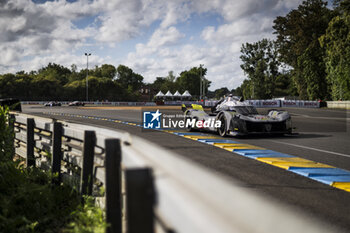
left=0, top=63, right=143, bottom=101
left=65, top=196, right=108, bottom=233
left=176, top=66, right=211, bottom=96
left=0, top=107, right=106, bottom=232
left=240, top=39, right=280, bottom=99
left=273, top=0, right=332, bottom=99
left=320, top=1, right=350, bottom=100
left=116, top=65, right=144, bottom=91
left=214, top=87, right=230, bottom=99
left=0, top=106, right=13, bottom=161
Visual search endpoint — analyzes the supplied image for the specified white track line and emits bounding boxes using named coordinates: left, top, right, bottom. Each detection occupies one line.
left=270, top=140, right=350, bottom=159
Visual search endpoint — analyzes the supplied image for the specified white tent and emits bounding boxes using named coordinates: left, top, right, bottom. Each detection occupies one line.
left=165, top=91, right=173, bottom=97
left=155, top=91, right=164, bottom=97
left=173, top=91, right=182, bottom=97
left=182, top=90, right=192, bottom=97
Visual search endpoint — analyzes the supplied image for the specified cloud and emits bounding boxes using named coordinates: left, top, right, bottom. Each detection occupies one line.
left=0, top=0, right=305, bottom=90
left=120, top=0, right=305, bottom=90
left=0, top=0, right=95, bottom=73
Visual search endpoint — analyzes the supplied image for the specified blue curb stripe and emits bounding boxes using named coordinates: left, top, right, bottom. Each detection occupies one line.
left=289, top=168, right=350, bottom=177
left=310, top=175, right=350, bottom=185
left=243, top=153, right=294, bottom=159
left=234, top=149, right=288, bottom=156
left=173, top=132, right=203, bottom=136
left=197, top=139, right=241, bottom=144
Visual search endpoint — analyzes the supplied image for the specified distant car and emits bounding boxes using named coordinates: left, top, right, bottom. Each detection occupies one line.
left=44, top=101, right=61, bottom=107
left=68, top=101, right=85, bottom=106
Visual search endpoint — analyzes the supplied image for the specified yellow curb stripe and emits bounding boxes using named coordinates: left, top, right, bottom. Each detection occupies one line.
left=257, top=157, right=314, bottom=164
left=257, top=157, right=334, bottom=170
left=213, top=143, right=243, bottom=146
left=214, top=144, right=264, bottom=150
left=183, top=135, right=222, bottom=140
left=332, top=182, right=350, bottom=192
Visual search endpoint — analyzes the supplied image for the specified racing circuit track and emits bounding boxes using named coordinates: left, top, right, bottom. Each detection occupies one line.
left=22, top=105, right=350, bottom=231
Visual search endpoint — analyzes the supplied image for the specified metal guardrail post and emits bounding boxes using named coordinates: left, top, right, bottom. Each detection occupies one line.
left=125, top=168, right=155, bottom=233
left=105, top=139, right=122, bottom=233
left=26, top=118, right=35, bottom=167
left=52, top=122, right=62, bottom=184
left=80, top=130, right=96, bottom=196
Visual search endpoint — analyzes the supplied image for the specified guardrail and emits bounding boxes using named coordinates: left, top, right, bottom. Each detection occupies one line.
left=11, top=112, right=340, bottom=233
left=20, top=101, right=157, bottom=106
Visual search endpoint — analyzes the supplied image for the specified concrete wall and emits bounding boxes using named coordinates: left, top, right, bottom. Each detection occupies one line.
left=327, top=101, right=350, bottom=109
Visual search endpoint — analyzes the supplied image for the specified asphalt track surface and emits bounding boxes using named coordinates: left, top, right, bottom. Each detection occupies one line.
left=23, top=105, right=350, bottom=231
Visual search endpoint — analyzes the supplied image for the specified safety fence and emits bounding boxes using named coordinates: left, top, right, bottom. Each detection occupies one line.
left=10, top=112, right=339, bottom=233
left=20, top=100, right=323, bottom=108
left=205, top=99, right=321, bottom=108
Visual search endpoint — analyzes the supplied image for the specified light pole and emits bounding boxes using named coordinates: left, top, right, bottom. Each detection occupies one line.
left=85, top=53, right=91, bottom=102
left=199, top=64, right=203, bottom=100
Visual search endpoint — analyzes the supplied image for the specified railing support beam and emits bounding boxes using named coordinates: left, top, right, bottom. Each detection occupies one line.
left=126, top=168, right=155, bottom=233
left=52, top=122, right=62, bottom=184
left=26, top=118, right=35, bottom=167
left=105, top=139, right=122, bottom=233
left=80, top=130, right=96, bottom=196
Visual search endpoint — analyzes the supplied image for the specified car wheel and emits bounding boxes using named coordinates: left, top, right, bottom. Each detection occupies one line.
left=217, top=114, right=227, bottom=137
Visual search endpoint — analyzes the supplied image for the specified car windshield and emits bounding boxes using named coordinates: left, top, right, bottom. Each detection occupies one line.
left=234, top=106, right=258, bottom=115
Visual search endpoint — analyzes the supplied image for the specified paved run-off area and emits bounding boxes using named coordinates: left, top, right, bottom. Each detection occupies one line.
left=23, top=105, right=350, bottom=231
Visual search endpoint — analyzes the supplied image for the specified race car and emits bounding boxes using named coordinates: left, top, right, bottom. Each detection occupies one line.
left=68, top=101, right=85, bottom=106
left=182, top=96, right=292, bottom=136
left=44, top=101, right=61, bottom=107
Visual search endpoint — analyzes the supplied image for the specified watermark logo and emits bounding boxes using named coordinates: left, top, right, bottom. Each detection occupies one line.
left=142, top=109, right=222, bottom=130
left=143, top=110, right=162, bottom=129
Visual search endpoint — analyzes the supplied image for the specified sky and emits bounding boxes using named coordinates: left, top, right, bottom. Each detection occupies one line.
left=0, top=0, right=311, bottom=90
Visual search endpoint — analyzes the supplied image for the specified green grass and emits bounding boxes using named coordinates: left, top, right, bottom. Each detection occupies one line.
left=0, top=106, right=107, bottom=233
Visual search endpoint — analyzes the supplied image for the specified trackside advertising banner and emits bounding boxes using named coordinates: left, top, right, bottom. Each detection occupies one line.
left=281, top=100, right=320, bottom=108
left=246, top=100, right=281, bottom=108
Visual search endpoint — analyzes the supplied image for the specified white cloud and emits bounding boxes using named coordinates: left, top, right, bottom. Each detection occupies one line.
left=148, top=27, right=185, bottom=47
left=121, top=0, right=300, bottom=90
left=0, top=0, right=305, bottom=90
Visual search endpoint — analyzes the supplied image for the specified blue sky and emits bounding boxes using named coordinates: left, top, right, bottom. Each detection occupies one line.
left=1, top=0, right=316, bottom=90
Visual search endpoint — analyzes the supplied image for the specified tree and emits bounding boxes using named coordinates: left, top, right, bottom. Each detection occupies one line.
left=116, top=65, right=144, bottom=91
left=176, top=66, right=210, bottom=97
left=273, top=71, right=298, bottom=97
left=320, top=0, right=350, bottom=100
left=91, top=64, right=117, bottom=79
left=37, top=63, right=71, bottom=86
left=240, top=39, right=280, bottom=99
left=166, top=71, right=176, bottom=82
left=273, top=0, right=333, bottom=99
left=214, top=87, right=230, bottom=99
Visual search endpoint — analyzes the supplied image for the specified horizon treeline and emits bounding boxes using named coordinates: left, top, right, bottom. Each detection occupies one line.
left=0, top=63, right=211, bottom=101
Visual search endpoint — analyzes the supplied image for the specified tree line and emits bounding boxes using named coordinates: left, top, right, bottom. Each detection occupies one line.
left=0, top=63, right=210, bottom=101
left=237, top=0, right=350, bottom=100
